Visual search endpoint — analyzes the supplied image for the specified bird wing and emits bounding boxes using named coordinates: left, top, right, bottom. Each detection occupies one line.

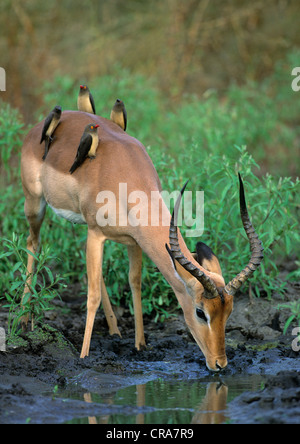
left=89, top=93, right=96, bottom=114
left=77, top=133, right=93, bottom=160
left=69, top=133, right=93, bottom=173
left=40, top=113, right=53, bottom=143
left=123, top=108, right=127, bottom=131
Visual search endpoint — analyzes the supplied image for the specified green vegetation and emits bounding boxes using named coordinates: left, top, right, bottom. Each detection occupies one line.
left=0, top=102, right=25, bottom=184
left=278, top=301, right=300, bottom=333
left=0, top=234, right=65, bottom=336
left=0, top=51, right=299, bottom=331
left=2, top=1, right=300, bottom=128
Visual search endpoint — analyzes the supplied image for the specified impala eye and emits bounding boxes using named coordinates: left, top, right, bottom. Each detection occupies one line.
left=196, top=308, right=207, bottom=323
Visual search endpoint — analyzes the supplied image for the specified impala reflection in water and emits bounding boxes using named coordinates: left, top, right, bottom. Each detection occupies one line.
left=63, top=375, right=264, bottom=424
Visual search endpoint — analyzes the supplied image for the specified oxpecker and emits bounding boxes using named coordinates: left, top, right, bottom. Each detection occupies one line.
left=110, top=98, right=127, bottom=131
left=77, top=85, right=96, bottom=114
left=40, top=105, right=62, bottom=160
left=69, top=123, right=100, bottom=174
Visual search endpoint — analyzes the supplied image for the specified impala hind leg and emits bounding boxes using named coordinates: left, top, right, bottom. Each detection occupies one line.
left=21, top=196, right=46, bottom=329
left=80, top=230, right=105, bottom=359
left=127, top=244, right=146, bottom=350
left=101, top=276, right=121, bottom=337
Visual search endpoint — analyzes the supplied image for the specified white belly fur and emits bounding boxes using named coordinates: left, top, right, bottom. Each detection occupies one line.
left=48, top=204, right=87, bottom=224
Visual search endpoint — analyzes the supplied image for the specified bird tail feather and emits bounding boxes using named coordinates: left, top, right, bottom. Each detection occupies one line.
left=69, top=162, right=78, bottom=174
left=42, top=139, right=50, bottom=161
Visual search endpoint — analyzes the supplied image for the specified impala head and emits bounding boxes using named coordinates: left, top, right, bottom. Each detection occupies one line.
left=166, top=174, right=264, bottom=372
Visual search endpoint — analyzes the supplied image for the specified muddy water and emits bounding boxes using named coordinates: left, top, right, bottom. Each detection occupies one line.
left=1, top=288, right=299, bottom=424
left=58, top=374, right=264, bottom=424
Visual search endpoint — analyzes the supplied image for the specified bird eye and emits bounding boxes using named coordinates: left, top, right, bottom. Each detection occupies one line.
left=91, top=126, right=94, bottom=129
left=196, top=308, right=207, bottom=323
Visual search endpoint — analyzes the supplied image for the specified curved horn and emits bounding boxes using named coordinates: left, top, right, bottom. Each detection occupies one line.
left=168, top=181, right=220, bottom=299
left=224, top=174, right=264, bottom=296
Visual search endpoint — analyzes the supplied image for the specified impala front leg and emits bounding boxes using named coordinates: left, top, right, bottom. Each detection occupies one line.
left=80, top=229, right=105, bottom=359
left=127, top=244, right=146, bottom=350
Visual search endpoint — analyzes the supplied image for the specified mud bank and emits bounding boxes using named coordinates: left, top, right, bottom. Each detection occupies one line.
left=228, top=371, right=300, bottom=424
left=0, top=281, right=299, bottom=424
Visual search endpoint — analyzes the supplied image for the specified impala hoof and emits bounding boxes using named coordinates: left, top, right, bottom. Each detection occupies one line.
left=136, top=343, right=147, bottom=352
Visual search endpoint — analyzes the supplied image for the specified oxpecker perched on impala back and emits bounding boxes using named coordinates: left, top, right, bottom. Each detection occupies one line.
left=69, top=123, right=100, bottom=174
left=110, top=98, right=127, bottom=131
left=40, top=105, right=62, bottom=160
left=77, top=85, right=96, bottom=114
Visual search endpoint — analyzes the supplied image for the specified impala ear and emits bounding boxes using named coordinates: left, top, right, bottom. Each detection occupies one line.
left=191, top=252, right=197, bottom=261
left=195, top=242, right=223, bottom=277
left=165, top=243, right=200, bottom=289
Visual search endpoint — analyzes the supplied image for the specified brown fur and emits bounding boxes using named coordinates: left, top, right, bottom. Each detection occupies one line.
left=21, top=110, right=233, bottom=371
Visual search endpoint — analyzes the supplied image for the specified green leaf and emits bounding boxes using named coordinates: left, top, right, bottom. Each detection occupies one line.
left=22, top=292, right=31, bottom=305
left=44, top=266, right=54, bottom=284
left=10, top=281, right=24, bottom=292
left=12, top=261, right=23, bottom=273
left=283, top=315, right=295, bottom=335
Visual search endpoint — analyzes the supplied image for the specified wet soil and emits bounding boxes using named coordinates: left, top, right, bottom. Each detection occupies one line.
left=0, top=279, right=299, bottom=424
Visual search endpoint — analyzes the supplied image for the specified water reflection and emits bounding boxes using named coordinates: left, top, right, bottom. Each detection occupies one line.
left=63, top=374, right=264, bottom=424
left=191, top=382, right=228, bottom=424
left=80, top=380, right=231, bottom=424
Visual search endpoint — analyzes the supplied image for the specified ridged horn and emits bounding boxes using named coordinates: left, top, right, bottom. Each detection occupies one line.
left=167, top=181, right=220, bottom=299
left=224, top=174, right=264, bottom=296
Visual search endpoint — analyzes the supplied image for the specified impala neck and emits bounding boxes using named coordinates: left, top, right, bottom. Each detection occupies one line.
left=131, top=197, right=201, bottom=308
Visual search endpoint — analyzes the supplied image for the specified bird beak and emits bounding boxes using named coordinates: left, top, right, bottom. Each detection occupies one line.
left=95, top=125, right=99, bottom=128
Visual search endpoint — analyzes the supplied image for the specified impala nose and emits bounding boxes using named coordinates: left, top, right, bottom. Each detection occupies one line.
left=216, top=362, right=223, bottom=371
left=206, top=355, right=228, bottom=372
left=215, top=357, right=228, bottom=371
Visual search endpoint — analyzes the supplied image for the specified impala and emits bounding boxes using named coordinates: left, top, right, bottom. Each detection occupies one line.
left=20, top=110, right=263, bottom=371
